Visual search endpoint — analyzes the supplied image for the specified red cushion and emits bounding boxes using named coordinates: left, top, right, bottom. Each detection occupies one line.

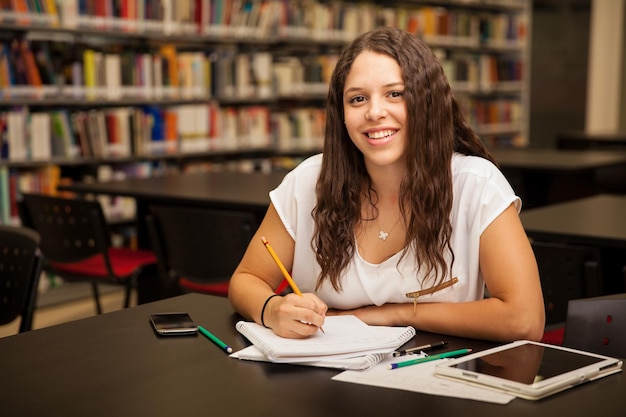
left=275, top=279, right=290, bottom=295
left=542, top=327, right=565, bottom=346
left=179, top=277, right=229, bottom=297
left=49, top=248, right=157, bottom=279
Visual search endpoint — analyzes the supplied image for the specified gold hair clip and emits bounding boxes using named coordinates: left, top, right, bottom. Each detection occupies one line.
left=406, top=276, right=459, bottom=314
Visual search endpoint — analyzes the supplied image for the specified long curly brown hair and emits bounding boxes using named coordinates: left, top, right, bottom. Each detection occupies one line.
left=312, top=27, right=495, bottom=291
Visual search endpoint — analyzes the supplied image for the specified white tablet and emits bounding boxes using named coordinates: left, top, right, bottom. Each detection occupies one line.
left=434, top=340, right=623, bottom=400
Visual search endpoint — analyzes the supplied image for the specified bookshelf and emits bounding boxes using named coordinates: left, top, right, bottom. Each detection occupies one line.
left=0, top=0, right=531, bottom=225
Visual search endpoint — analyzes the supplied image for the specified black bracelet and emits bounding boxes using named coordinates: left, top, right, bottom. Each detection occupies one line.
left=261, top=294, right=280, bottom=328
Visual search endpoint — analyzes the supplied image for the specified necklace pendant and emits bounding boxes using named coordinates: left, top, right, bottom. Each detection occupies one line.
left=378, top=230, right=389, bottom=241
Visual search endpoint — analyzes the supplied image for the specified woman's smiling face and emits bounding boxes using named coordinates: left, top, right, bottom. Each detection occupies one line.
left=342, top=50, right=407, bottom=172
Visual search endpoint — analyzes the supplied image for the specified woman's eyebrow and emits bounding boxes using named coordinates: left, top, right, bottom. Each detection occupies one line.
left=344, top=82, right=404, bottom=94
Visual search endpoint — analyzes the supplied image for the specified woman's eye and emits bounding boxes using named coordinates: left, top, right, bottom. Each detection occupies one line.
left=349, top=95, right=366, bottom=104
left=389, top=91, right=404, bottom=98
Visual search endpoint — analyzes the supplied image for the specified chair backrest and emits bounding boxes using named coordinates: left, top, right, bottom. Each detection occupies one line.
left=146, top=205, right=257, bottom=288
left=0, top=225, right=42, bottom=333
left=19, top=193, right=112, bottom=264
left=532, top=241, right=603, bottom=325
left=563, top=294, right=626, bottom=358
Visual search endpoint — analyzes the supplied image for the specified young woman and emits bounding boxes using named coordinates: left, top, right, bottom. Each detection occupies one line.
left=228, top=27, right=545, bottom=342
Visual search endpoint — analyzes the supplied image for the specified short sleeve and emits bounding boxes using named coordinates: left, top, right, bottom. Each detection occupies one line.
left=269, top=154, right=323, bottom=241
left=451, top=154, right=520, bottom=236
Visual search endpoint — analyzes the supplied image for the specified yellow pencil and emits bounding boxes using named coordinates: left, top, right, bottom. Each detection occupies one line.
left=261, top=236, right=302, bottom=296
left=261, top=236, right=324, bottom=333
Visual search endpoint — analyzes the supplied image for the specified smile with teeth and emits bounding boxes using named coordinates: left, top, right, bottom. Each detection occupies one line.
left=367, top=129, right=397, bottom=139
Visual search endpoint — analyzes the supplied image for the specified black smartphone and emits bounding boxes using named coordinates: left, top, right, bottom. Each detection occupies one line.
left=150, top=312, right=198, bottom=336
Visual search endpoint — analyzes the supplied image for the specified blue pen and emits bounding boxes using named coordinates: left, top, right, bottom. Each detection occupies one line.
left=388, top=348, right=472, bottom=369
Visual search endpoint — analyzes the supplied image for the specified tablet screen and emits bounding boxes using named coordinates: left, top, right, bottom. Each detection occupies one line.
left=450, top=343, right=605, bottom=385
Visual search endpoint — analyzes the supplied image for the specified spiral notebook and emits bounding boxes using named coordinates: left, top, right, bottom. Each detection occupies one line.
left=234, top=315, right=415, bottom=364
left=231, top=345, right=392, bottom=370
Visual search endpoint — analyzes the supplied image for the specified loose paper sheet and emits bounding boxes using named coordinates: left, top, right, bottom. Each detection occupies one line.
left=332, top=355, right=516, bottom=404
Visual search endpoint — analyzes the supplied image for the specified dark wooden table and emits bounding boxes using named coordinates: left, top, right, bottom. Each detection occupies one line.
left=59, top=169, right=286, bottom=218
left=491, top=148, right=626, bottom=208
left=492, top=148, right=626, bottom=171
left=520, top=194, right=626, bottom=249
left=557, top=131, right=626, bottom=151
left=60, top=149, right=626, bottom=211
left=521, top=194, right=626, bottom=295
left=0, top=293, right=623, bottom=417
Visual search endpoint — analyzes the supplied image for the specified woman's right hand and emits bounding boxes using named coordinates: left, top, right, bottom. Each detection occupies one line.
left=263, top=293, right=327, bottom=338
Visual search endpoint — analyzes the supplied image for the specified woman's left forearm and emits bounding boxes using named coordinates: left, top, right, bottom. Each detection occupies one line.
left=333, top=297, right=544, bottom=342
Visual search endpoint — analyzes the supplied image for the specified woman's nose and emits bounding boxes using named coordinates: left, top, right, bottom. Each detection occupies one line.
left=365, top=100, right=388, bottom=120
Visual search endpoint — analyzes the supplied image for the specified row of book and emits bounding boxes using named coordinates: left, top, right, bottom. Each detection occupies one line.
left=214, top=50, right=336, bottom=100
left=0, top=38, right=339, bottom=100
left=273, top=107, right=325, bottom=152
left=459, top=96, right=523, bottom=134
left=0, top=164, right=61, bottom=226
left=438, top=51, right=523, bottom=92
left=1, top=92, right=520, bottom=165
left=0, top=0, right=60, bottom=26
left=0, top=103, right=330, bottom=162
left=0, top=159, right=157, bottom=225
left=0, top=36, right=522, bottom=101
left=1, top=0, right=528, bottom=45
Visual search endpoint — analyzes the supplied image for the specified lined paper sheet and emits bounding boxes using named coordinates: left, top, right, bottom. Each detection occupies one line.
left=332, top=355, right=516, bottom=404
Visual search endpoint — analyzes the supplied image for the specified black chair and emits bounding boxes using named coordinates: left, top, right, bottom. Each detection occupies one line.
left=145, top=205, right=257, bottom=297
left=0, top=225, right=43, bottom=333
left=563, top=293, right=626, bottom=358
left=19, top=193, right=157, bottom=314
left=532, top=240, right=603, bottom=325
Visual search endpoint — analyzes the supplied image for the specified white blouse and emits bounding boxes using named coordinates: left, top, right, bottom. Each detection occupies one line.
left=269, top=153, right=520, bottom=309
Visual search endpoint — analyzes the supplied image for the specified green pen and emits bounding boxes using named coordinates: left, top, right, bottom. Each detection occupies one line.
left=198, top=325, right=233, bottom=354
left=388, top=348, right=472, bottom=369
